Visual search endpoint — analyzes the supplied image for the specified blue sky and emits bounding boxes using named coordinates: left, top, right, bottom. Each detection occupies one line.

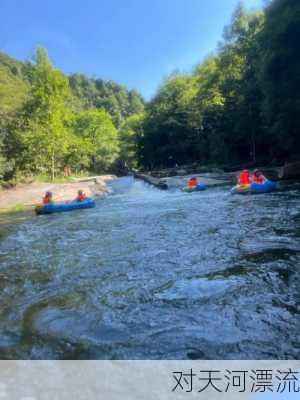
left=0, top=0, right=263, bottom=99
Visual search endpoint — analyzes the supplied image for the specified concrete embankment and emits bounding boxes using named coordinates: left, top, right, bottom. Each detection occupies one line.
left=134, top=171, right=232, bottom=190
left=134, top=173, right=168, bottom=189
left=134, top=161, right=300, bottom=190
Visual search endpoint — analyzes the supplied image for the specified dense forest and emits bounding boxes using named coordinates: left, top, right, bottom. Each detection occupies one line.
left=138, top=0, right=300, bottom=169
left=0, top=0, right=299, bottom=182
left=0, top=49, right=144, bottom=181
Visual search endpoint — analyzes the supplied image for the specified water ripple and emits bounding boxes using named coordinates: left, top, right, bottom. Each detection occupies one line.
left=0, top=176, right=299, bottom=359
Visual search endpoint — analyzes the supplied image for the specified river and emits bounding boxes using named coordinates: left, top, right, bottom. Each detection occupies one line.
left=0, top=177, right=299, bottom=359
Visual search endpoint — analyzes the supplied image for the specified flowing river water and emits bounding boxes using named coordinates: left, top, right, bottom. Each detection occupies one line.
left=0, top=177, right=299, bottom=359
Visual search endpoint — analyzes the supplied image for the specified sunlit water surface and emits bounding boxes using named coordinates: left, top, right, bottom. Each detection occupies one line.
left=0, top=177, right=299, bottom=359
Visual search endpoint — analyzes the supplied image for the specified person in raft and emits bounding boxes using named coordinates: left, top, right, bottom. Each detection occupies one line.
left=43, top=191, right=54, bottom=205
left=76, top=190, right=87, bottom=202
left=251, top=169, right=266, bottom=184
left=187, top=177, right=198, bottom=189
left=238, top=170, right=251, bottom=186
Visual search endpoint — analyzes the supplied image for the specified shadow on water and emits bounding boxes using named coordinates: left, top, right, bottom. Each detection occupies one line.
left=0, top=176, right=299, bottom=359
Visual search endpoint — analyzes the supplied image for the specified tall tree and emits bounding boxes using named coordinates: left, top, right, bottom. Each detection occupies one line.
left=140, top=73, right=198, bottom=168
left=18, top=48, right=72, bottom=179
left=73, top=109, right=119, bottom=173
left=0, top=54, right=29, bottom=180
left=216, top=6, right=265, bottom=163
left=261, top=0, right=300, bottom=161
left=119, top=113, right=145, bottom=170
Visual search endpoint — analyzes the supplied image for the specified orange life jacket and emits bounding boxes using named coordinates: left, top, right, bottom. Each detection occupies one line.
left=238, top=172, right=250, bottom=185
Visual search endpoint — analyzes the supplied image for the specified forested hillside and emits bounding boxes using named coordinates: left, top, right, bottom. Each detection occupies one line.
left=138, top=0, right=300, bottom=169
left=0, top=50, right=144, bottom=181
left=0, top=0, right=299, bottom=182
left=69, top=74, right=144, bottom=128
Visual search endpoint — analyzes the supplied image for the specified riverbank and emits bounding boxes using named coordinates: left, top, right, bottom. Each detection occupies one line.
left=0, top=175, right=116, bottom=213
left=135, top=161, right=300, bottom=189
left=142, top=161, right=300, bottom=180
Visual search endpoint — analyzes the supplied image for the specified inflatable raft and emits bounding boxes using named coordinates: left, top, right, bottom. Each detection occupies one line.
left=231, top=180, right=277, bottom=195
left=183, top=183, right=207, bottom=193
left=35, top=198, right=95, bottom=215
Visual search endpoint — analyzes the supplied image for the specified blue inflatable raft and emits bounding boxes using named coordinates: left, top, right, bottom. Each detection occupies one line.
left=231, top=180, right=277, bottom=195
left=183, top=183, right=207, bottom=192
left=35, top=198, right=95, bottom=215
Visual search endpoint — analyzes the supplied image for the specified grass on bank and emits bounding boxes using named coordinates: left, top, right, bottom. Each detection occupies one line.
left=0, top=204, right=33, bottom=216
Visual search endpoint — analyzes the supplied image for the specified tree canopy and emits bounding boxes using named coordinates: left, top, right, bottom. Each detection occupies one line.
left=138, top=0, right=300, bottom=169
left=69, top=74, right=144, bottom=128
left=0, top=0, right=299, bottom=182
left=0, top=48, right=144, bottom=181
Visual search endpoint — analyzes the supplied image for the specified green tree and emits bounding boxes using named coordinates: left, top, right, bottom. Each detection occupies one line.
left=17, top=48, right=73, bottom=179
left=0, top=54, right=29, bottom=180
left=119, top=113, right=145, bottom=170
left=69, top=75, right=144, bottom=128
left=73, top=109, right=119, bottom=172
left=260, top=0, right=300, bottom=161
left=140, top=73, right=198, bottom=168
left=192, top=56, right=225, bottom=163
left=0, top=66, right=28, bottom=113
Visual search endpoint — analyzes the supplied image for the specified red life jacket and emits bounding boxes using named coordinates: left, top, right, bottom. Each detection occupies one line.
left=238, top=172, right=250, bottom=185
left=77, top=194, right=86, bottom=202
left=43, top=197, right=51, bottom=205
left=252, top=174, right=264, bottom=184
left=188, top=178, right=197, bottom=188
